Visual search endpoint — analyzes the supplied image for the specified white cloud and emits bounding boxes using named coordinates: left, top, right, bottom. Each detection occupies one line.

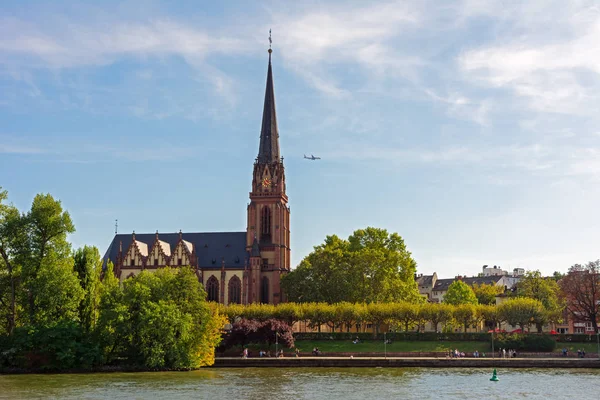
left=458, top=2, right=600, bottom=115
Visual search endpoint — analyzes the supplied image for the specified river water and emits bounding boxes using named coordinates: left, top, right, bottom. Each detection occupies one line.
left=1, top=368, right=598, bottom=399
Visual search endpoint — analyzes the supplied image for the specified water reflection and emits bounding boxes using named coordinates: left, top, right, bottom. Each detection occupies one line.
left=0, top=368, right=598, bottom=400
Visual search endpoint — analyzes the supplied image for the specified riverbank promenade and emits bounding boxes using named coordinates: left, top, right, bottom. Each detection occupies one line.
left=212, top=356, right=600, bottom=368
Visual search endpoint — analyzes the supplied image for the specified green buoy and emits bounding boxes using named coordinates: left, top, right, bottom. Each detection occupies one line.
left=490, top=368, right=499, bottom=381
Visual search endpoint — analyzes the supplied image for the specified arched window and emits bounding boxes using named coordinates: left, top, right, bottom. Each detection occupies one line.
left=261, top=206, right=271, bottom=242
left=228, top=276, right=242, bottom=305
left=206, top=276, right=219, bottom=302
left=260, top=276, right=269, bottom=304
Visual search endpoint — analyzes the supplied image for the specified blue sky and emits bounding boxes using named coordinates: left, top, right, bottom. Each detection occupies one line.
left=2, top=0, right=600, bottom=278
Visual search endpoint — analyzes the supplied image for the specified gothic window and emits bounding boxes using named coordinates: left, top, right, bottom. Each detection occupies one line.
left=261, top=206, right=271, bottom=242
left=130, top=259, right=135, bottom=267
left=206, top=276, right=219, bottom=302
left=260, top=276, right=269, bottom=304
left=178, top=258, right=182, bottom=266
left=228, top=276, right=242, bottom=305
left=154, top=259, right=158, bottom=267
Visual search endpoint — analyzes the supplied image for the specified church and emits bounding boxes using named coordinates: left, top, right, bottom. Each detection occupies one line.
left=102, top=46, right=291, bottom=305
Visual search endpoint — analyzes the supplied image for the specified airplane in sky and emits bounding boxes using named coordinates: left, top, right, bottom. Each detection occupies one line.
left=304, top=154, right=321, bottom=160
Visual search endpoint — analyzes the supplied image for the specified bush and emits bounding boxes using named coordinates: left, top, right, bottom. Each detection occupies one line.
left=0, top=322, right=101, bottom=371
left=494, top=333, right=556, bottom=352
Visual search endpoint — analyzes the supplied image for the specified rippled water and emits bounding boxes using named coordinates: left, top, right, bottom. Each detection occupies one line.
left=1, top=368, right=599, bottom=399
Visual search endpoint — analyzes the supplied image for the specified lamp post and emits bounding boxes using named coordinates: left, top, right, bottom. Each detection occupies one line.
left=384, top=332, right=387, bottom=359
left=491, top=329, right=495, bottom=360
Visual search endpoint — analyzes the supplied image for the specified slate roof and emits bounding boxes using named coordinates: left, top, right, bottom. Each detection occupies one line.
left=416, top=274, right=435, bottom=287
left=432, top=275, right=504, bottom=291
left=102, top=231, right=248, bottom=270
left=257, top=50, right=280, bottom=164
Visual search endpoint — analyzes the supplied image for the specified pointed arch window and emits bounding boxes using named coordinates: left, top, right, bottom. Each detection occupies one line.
left=228, top=276, right=242, bottom=305
left=260, top=276, right=270, bottom=304
left=261, top=206, right=271, bottom=243
left=206, top=276, right=219, bottom=302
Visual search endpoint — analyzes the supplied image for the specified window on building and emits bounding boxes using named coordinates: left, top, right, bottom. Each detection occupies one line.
left=130, top=259, right=135, bottom=266
left=206, top=276, right=219, bottom=302
left=178, top=258, right=182, bottom=266
left=154, top=259, right=158, bottom=267
left=261, top=276, right=269, bottom=304
left=261, top=206, right=271, bottom=242
left=228, top=276, right=242, bottom=305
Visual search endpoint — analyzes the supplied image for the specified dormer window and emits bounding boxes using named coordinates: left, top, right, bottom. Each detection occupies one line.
left=178, top=258, right=182, bottom=266
left=130, top=259, right=135, bottom=267
left=154, top=259, right=158, bottom=267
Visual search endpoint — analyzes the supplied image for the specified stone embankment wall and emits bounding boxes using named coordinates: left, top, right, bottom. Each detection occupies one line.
left=212, top=357, right=600, bottom=368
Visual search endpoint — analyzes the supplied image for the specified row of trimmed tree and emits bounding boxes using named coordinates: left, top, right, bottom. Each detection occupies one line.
left=218, top=297, right=558, bottom=334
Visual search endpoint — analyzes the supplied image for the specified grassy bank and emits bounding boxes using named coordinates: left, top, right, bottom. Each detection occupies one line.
left=231, top=340, right=600, bottom=355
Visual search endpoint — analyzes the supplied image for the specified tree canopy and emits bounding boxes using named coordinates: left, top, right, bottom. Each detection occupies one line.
left=560, top=260, right=600, bottom=333
left=443, top=280, right=478, bottom=305
left=281, top=227, right=422, bottom=304
left=471, top=283, right=503, bottom=305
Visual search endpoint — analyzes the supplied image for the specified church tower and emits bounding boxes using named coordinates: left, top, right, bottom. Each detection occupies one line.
left=246, top=43, right=291, bottom=305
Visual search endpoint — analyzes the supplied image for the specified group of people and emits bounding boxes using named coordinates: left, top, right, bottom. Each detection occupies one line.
left=447, top=349, right=486, bottom=358
left=499, top=348, right=517, bottom=358
left=244, top=348, right=301, bottom=358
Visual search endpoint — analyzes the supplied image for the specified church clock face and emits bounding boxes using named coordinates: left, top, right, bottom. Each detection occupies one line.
left=262, top=177, right=271, bottom=188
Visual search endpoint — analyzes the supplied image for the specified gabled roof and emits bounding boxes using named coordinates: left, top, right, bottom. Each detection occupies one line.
left=416, top=274, right=435, bottom=286
left=103, top=231, right=248, bottom=270
left=157, top=240, right=171, bottom=257
left=134, top=240, right=148, bottom=257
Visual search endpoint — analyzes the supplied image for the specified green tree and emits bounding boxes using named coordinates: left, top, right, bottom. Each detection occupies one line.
left=443, top=280, right=478, bottom=306
left=21, top=193, right=81, bottom=325
left=517, top=270, right=565, bottom=332
left=74, top=246, right=102, bottom=332
left=421, top=302, right=453, bottom=333
left=453, top=304, right=477, bottom=332
left=96, top=267, right=225, bottom=368
left=282, top=227, right=422, bottom=304
left=497, top=297, right=545, bottom=332
left=471, top=283, right=503, bottom=305
left=0, top=187, right=26, bottom=334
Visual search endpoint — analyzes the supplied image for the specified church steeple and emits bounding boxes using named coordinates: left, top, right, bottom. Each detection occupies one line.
left=257, top=39, right=280, bottom=164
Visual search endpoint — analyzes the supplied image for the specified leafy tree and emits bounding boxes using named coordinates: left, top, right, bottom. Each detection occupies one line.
left=0, top=187, right=26, bottom=334
left=559, top=260, right=600, bottom=333
left=390, top=302, right=418, bottom=332
left=498, top=297, right=545, bottom=332
left=478, top=304, right=504, bottom=331
left=421, top=303, right=453, bottom=333
left=282, top=227, right=422, bottom=304
left=21, top=194, right=81, bottom=326
left=443, top=280, right=478, bottom=306
left=73, top=246, right=102, bottom=332
left=471, top=283, right=503, bottom=305
left=517, top=270, right=564, bottom=332
left=453, top=304, right=477, bottom=332
left=96, top=267, right=225, bottom=368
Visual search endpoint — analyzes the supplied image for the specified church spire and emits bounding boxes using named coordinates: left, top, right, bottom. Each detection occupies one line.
left=257, top=30, right=280, bottom=164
